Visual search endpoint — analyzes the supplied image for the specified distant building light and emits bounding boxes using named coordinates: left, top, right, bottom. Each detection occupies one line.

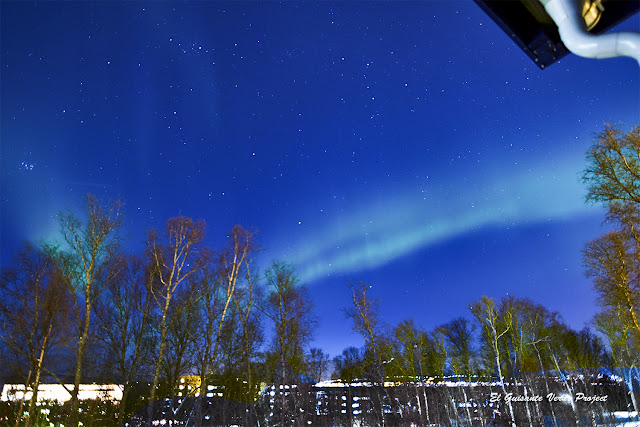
left=582, top=0, right=604, bottom=30
left=1, top=384, right=123, bottom=403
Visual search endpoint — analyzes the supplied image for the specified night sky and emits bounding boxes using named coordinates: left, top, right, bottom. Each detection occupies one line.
left=1, top=1, right=639, bottom=357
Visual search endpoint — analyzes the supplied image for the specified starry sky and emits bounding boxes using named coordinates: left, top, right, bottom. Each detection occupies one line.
left=1, top=1, right=639, bottom=357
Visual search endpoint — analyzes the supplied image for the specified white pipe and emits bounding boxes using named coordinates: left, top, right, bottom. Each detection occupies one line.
left=539, top=0, right=640, bottom=66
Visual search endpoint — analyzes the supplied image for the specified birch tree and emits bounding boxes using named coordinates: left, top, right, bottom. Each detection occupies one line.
left=93, top=254, right=155, bottom=421
left=583, top=124, right=640, bottom=207
left=0, top=243, right=71, bottom=427
left=585, top=227, right=640, bottom=336
left=231, top=256, right=263, bottom=401
left=470, top=296, right=516, bottom=427
left=582, top=123, right=640, bottom=415
left=438, top=317, right=476, bottom=380
left=346, top=282, right=384, bottom=382
left=582, top=124, right=640, bottom=352
left=345, top=281, right=390, bottom=425
left=147, top=216, right=204, bottom=402
left=263, top=262, right=315, bottom=425
left=193, top=225, right=256, bottom=398
left=305, top=347, right=329, bottom=382
left=160, top=286, right=199, bottom=396
left=58, top=194, right=122, bottom=427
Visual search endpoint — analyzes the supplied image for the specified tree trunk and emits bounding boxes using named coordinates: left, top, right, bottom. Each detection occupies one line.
left=414, top=383, right=423, bottom=427
left=625, top=367, right=640, bottom=416
left=15, top=370, right=32, bottom=427
left=534, top=343, right=558, bottom=427
left=550, top=347, right=579, bottom=426
left=630, top=389, right=639, bottom=418
left=462, top=387, right=472, bottom=425
left=118, top=383, right=129, bottom=424
left=26, top=321, right=53, bottom=427
left=423, top=386, right=430, bottom=425
left=281, top=353, right=286, bottom=427
left=523, top=383, right=534, bottom=427
left=70, top=296, right=92, bottom=427
left=151, top=293, right=171, bottom=402
left=491, top=324, right=516, bottom=427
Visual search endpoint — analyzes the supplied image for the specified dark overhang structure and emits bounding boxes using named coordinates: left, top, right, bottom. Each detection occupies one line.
left=473, top=0, right=640, bottom=69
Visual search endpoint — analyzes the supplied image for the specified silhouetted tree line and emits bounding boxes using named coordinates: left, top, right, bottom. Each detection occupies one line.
left=0, top=207, right=321, bottom=426
left=0, top=124, right=638, bottom=426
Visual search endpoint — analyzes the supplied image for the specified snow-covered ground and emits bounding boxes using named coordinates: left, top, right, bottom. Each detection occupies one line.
left=601, top=411, right=640, bottom=426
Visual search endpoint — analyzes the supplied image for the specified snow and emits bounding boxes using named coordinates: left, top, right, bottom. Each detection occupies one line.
left=598, top=412, right=640, bottom=426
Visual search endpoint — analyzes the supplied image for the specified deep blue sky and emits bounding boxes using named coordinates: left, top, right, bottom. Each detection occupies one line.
left=1, top=1, right=639, bottom=357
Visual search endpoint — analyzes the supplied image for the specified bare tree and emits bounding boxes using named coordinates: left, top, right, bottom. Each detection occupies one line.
left=305, top=347, right=329, bottom=382
left=147, top=216, right=204, bottom=402
left=560, top=326, right=610, bottom=368
left=332, top=346, right=365, bottom=382
left=191, top=249, right=222, bottom=397
left=262, top=262, right=315, bottom=425
left=58, top=194, right=122, bottom=427
left=0, top=243, right=72, bottom=427
left=93, top=254, right=155, bottom=421
left=263, top=262, right=314, bottom=375
left=346, top=282, right=385, bottom=382
left=161, top=286, right=199, bottom=396
left=594, top=308, right=640, bottom=413
left=391, top=320, right=434, bottom=425
left=345, top=281, right=390, bottom=425
left=594, top=308, right=639, bottom=368
left=332, top=346, right=365, bottom=427
left=231, top=256, right=263, bottom=401
left=582, top=123, right=640, bottom=416
left=393, top=320, right=422, bottom=379
left=495, top=297, right=561, bottom=427
left=470, top=296, right=516, bottom=427
left=583, top=124, right=640, bottom=206
left=194, top=225, right=255, bottom=398
left=581, top=124, right=640, bottom=348
left=438, top=317, right=476, bottom=380
left=584, top=229, right=640, bottom=345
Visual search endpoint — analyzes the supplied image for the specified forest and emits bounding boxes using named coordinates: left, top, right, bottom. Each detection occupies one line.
left=1, top=125, right=639, bottom=426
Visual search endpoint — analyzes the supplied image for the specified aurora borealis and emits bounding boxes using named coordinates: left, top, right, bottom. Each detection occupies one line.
left=1, top=1, right=639, bottom=356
